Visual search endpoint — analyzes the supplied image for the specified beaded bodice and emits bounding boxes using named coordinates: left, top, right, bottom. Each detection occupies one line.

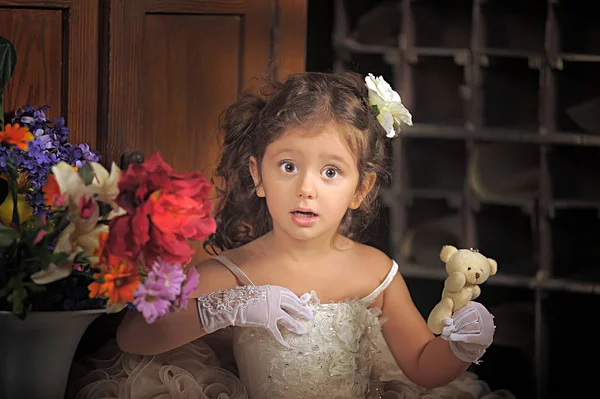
left=232, top=292, right=388, bottom=398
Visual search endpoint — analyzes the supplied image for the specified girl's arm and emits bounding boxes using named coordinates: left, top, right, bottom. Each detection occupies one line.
left=115, top=259, right=239, bottom=355
left=380, top=271, right=483, bottom=389
left=116, top=258, right=313, bottom=355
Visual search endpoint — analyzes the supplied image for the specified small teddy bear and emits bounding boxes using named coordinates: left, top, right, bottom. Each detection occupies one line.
left=427, top=245, right=498, bottom=335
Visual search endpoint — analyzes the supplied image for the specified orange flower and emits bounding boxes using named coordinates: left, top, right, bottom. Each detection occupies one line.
left=0, top=124, right=34, bottom=150
left=88, top=256, right=140, bottom=305
left=92, top=231, right=109, bottom=265
left=42, top=174, right=64, bottom=208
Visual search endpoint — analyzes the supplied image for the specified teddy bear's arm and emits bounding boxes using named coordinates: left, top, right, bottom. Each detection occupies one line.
left=472, top=285, right=481, bottom=300
left=444, top=272, right=467, bottom=292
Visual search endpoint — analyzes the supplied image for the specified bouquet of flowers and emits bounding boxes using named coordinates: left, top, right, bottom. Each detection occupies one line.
left=0, top=106, right=216, bottom=323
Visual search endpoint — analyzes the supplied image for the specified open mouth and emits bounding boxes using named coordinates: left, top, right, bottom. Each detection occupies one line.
left=291, top=210, right=318, bottom=218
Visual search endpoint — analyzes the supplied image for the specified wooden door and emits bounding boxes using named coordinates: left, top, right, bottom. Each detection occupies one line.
left=0, top=0, right=98, bottom=146
left=103, top=0, right=306, bottom=264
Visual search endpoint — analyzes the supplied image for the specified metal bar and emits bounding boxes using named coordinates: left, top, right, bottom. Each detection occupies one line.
left=401, top=264, right=600, bottom=294
left=331, top=0, right=348, bottom=73
left=400, top=124, right=600, bottom=147
left=463, top=0, right=482, bottom=249
left=391, top=0, right=414, bottom=265
left=535, top=2, right=559, bottom=396
left=337, top=37, right=397, bottom=55
left=534, top=288, right=546, bottom=399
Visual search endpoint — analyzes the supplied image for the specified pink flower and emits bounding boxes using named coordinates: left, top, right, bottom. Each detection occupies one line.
left=33, top=230, right=47, bottom=245
left=78, top=195, right=96, bottom=219
left=148, top=258, right=186, bottom=301
left=172, top=267, right=199, bottom=311
left=132, top=259, right=190, bottom=323
left=133, top=282, right=172, bottom=324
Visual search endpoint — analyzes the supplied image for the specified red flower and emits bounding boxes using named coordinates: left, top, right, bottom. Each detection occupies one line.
left=106, top=153, right=216, bottom=266
left=150, top=192, right=215, bottom=240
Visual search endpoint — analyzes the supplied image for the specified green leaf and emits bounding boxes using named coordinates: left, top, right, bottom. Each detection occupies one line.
left=0, top=272, right=45, bottom=318
left=50, top=251, right=70, bottom=266
left=7, top=286, right=27, bottom=315
left=78, top=162, right=95, bottom=185
left=0, top=284, right=10, bottom=298
left=0, top=36, right=17, bottom=131
left=0, top=271, right=23, bottom=298
left=0, top=225, right=20, bottom=248
left=5, top=164, right=20, bottom=226
left=21, top=215, right=43, bottom=232
left=0, top=36, right=16, bottom=90
left=371, top=104, right=380, bottom=118
left=22, top=281, right=44, bottom=293
left=73, top=251, right=89, bottom=264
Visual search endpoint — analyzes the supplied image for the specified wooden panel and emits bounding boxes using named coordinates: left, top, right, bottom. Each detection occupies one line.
left=105, top=0, right=276, bottom=263
left=275, top=0, right=307, bottom=79
left=0, top=8, right=63, bottom=121
left=140, top=15, right=240, bottom=174
left=64, top=0, right=99, bottom=147
left=0, top=1, right=70, bottom=6
left=140, top=14, right=241, bottom=264
left=147, top=0, right=246, bottom=13
left=103, top=0, right=273, bottom=167
left=0, top=0, right=98, bottom=148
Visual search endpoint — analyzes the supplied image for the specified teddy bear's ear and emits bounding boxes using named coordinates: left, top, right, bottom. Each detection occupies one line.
left=440, top=245, right=458, bottom=262
left=488, top=258, right=498, bottom=275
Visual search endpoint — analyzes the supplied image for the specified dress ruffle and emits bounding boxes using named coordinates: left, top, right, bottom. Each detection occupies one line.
left=68, top=328, right=514, bottom=399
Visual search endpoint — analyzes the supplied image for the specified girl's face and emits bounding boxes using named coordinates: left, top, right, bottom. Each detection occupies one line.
left=250, top=123, right=373, bottom=243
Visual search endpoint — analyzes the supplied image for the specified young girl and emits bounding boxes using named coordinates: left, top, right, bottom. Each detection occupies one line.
left=69, top=72, right=513, bottom=399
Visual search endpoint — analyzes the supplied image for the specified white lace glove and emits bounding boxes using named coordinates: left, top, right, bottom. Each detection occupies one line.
left=440, top=301, right=495, bottom=364
left=197, top=285, right=313, bottom=348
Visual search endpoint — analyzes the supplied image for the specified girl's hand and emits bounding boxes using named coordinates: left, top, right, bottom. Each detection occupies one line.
left=197, top=285, right=314, bottom=348
left=440, top=301, right=495, bottom=364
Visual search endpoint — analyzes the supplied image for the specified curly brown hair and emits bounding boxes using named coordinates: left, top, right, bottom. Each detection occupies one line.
left=204, top=71, right=391, bottom=255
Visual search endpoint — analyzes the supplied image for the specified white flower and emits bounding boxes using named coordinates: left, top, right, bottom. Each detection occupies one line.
left=365, top=73, right=413, bottom=138
left=30, top=161, right=122, bottom=284
left=52, top=161, right=121, bottom=209
left=30, top=205, right=108, bottom=284
left=89, top=161, right=121, bottom=207
left=51, top=161, right=88, bottom=207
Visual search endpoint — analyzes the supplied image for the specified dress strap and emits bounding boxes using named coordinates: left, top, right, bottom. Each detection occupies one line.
left=361, top=260, right=399, bottom=303
left=214, top=255, right=256, bottom=286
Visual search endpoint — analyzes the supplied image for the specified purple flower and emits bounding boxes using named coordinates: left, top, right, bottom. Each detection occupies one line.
left=132, top=260, right=188, bottom=323
left=173, top=267, right=199, bottom=311
left=74, top=144, right=100, bottom=168
left=133, top=282, right=172, bottom=324
left=149, top=259, right=186, bottom=301
left=1, top=105, right=101, bottom=216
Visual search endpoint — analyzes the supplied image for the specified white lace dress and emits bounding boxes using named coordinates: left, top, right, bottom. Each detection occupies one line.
left=68, top=257, right=515, bottom=399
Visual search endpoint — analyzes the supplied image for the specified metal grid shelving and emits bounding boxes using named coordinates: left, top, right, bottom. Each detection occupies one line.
left=332, top=1, right=600, bottom=398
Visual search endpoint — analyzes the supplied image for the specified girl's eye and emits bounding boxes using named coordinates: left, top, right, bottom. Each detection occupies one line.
left=279, top=161, right=296, bottom=174
left=321, top=167, right=340, bottom=179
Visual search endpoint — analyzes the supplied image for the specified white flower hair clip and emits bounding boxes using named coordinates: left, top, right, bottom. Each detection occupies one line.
left=365, top=73, right=413, bottom=138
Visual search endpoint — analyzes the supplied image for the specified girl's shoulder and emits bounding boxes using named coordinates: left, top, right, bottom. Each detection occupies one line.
left=189, top=244, right=262, bottom=296
left=350, top=242, right=396, bottom=285
left=206, top=240, right=269, bottom=278
left=333, top=242, right=397, bottom=307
